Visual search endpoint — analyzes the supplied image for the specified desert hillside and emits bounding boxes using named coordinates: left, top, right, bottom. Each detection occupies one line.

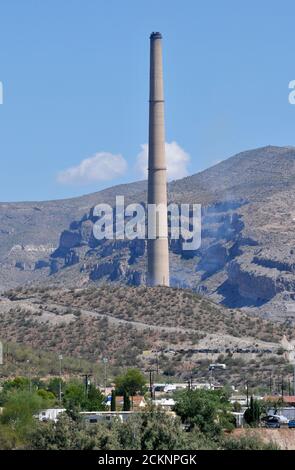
left=0, top=284, right=294, bottom=389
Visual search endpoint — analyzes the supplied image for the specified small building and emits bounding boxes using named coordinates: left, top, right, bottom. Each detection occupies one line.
left=103, top=386, right=115, bottom=396
left=38, top=408, right=66, bottom=422
left=267, top=407, right=295, bottom=421
left=153, top=398, right=175, bottom=410
left=81, top=408, right=176, bottom=424
left=263, top=395, right=295, bottom=407
left=210, top=383, right=223, bottom=390
left=114, top=395, right=146, bottom=411
left=163, top=383, right=188, bottom=393
left=232, top=411, right=245, bottom=428
left=192, top=382, right=211, bottom=390
left=230, top=395, right=248, bottom=407
left=155, top=382, right=213, bottom=394
left=264, top=395, right=295, bottom=421
left=80, top=411, right=138, bottom=424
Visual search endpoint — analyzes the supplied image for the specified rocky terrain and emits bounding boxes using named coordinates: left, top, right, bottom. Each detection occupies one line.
left=2, top=145, right=295, bottom=320
left=0, top=285, right=294, bottom=388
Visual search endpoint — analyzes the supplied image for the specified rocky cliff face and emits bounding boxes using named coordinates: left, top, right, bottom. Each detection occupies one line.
left=2, top=145, right=295, bottom=321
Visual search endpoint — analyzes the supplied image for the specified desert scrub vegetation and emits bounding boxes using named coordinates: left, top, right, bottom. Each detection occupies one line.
left=7, top=284, right=294, bottom=341
left=0, top=341, right=106, bottom=379
left=2, top=284, right=295, bottom=384
left=0, top=308, right=173, bottom=369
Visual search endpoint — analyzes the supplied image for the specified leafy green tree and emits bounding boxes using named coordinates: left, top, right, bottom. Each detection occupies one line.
left=0, top=377, right=50, bottom=407
left=28, top=414, right=120, bottom=450
left=3, top=377, right=30, bottom=391
left=86, top=384, right=106, bottom=411
left=1, top=377, right=30, bottom=402
left=25, top=402, right=272, bottom=451
left=115, top=368, right=146, bottom=399
left=123, top=391, right=131, bottom=411
left=119, top=419, right=218, bottom=450
left=63, top=380, right=105, bottom=411
left=37, top=389, right=56, bottom=403
left=31, top=378, right=46, bottom=390
left=137, top=407, right=187, bottom=450
left=173, top=389, right=232, bottom=436
left=244, top=396, right=261, bottom=426
left=47, top=377, right=65, bottom=398
left=62, top=381, right=85, bottom=410
left=28, top=407, right=189, bottom=450
left=0, top=390, right=47, bottom=446
left=111, top=390, right=116, bottom=411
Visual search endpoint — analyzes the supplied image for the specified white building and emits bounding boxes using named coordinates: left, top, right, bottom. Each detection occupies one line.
left=153, top=398, right=175, bottom=410
left=80, top=411, right=137, bottom=424
left=38, top=408, right=66, bottom=422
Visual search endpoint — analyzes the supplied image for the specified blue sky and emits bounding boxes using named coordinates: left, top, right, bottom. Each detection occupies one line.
left=0, top=0, right=295, bottom=202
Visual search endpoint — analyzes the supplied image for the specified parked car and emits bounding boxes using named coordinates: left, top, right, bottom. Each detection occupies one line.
left=267, top=414, right=289, bottom=424
left=265, top=417, right=280, bottom=429
left=288, top=420, right=295, bottom=429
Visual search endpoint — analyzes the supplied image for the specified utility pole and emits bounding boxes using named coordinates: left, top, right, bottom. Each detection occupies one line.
left=281, top=375, right=284, bottom=399
left=146, top=368, right=156, bottom=400
left=102, top=357, right=108, bottom=393
left=246, top=381, right=249, bottom=407
left=189, top=361, right=193, bottom=390
left=209, top=367, right=214, bottom=388
left=59, top=354, right=63, bottom=404
left=269, top=376, right=272, bottom=395
left=189, top=372, right=193, bottom=390
left=27, top=360, right=32, bottom=392
left=156, top=350, right=159, bottom=375
left=82, top=374, right=92, bottom=397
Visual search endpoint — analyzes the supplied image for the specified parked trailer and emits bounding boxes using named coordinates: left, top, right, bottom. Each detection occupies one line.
left=208, top=363, right=226, bottom=370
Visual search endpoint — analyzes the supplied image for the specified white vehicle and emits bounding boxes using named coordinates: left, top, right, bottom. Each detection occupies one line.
left=164, top=384, right=177, bottom=393
left=268, top=414, right=289, bottom=424
left=208, top=363, right=226, bottom=370
left=163, top=383, right=190, bottom=393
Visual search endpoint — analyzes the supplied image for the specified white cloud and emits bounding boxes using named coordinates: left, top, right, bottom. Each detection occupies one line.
left=136, top=141, right=190, bottom=181
left=57, top=152, right=127, bottom=185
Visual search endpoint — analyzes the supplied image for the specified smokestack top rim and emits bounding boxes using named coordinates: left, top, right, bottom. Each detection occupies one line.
left=150, top=32, right=162, bottom=40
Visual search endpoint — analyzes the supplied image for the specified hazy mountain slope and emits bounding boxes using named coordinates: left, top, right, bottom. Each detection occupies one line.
left=171, top=145, right=295, bottom=202
left=0, top=181, right=145, bottom=288
left=0, top=180, right=145, bottom=257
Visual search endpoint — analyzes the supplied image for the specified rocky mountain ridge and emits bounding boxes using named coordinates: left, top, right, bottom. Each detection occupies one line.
left=2, top=145, right=295, bottom=321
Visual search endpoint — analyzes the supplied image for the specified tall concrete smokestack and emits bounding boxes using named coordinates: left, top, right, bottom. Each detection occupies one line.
left=147, top=32, right=170, bottom=287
